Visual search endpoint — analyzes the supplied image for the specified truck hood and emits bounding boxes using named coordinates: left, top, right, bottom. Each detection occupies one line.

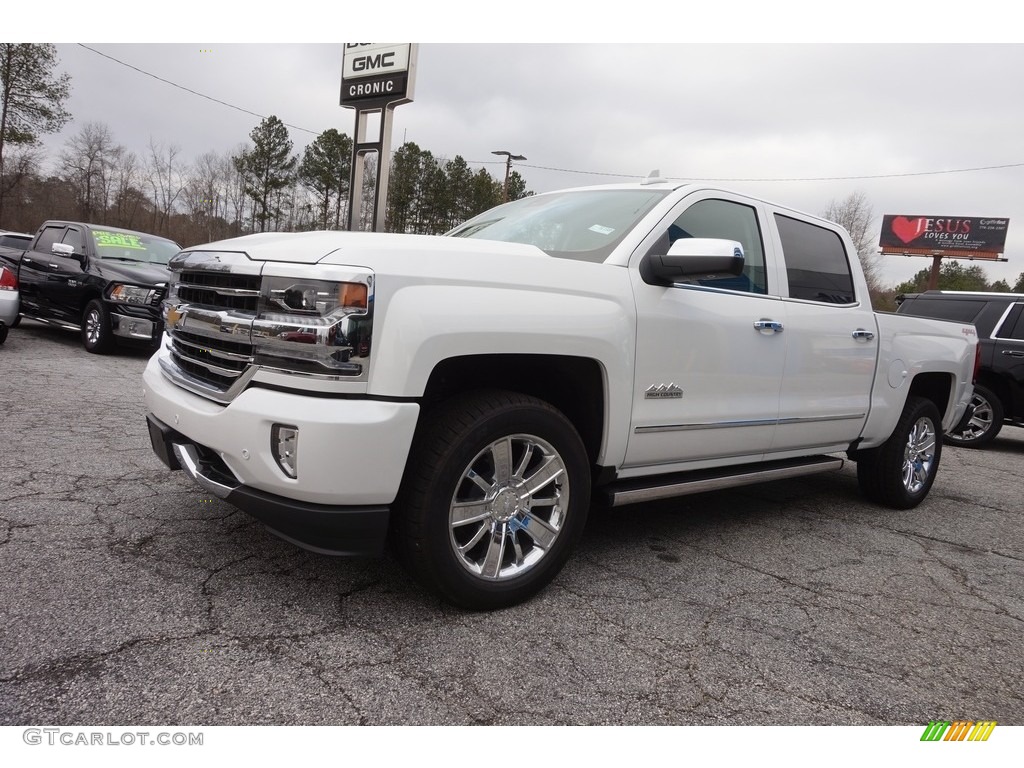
left=180, top=231, right=548, bottom=265
left=93, top=259, right=171, bottom=286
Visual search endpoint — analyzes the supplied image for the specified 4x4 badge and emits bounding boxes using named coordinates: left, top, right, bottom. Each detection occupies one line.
left=645, top=383, right=683, bottom=399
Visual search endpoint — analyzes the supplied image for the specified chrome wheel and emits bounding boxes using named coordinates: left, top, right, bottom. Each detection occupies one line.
left=448, top=433, right=569, bottom=581
left=956, top=394, right=993, bottom=441
left=947, top=392, right=995, bottom=443
left=902, top=416, right=937, bottom=494
left=84, top=308, right=102, bottom=345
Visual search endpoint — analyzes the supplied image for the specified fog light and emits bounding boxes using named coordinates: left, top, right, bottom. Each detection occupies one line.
left=271, top=424, right=299, bottom=478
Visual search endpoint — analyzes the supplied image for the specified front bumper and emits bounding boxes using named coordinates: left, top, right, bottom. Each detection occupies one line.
left=147, top=414, right=390, bottom=556
left=142, top=348, right=420, bottom=556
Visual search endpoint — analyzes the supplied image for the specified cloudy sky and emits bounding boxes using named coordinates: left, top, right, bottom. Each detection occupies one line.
left=12, top=4, right=1024, bottom=287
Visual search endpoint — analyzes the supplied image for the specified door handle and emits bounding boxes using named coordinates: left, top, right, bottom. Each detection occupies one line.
left=753, top=319, right=784, bottom=333
left=49, top=263, right=60, bottom=269
left=852, top=329, right=875, bottom=341
left=1002, top=350, right=1024, bottom=358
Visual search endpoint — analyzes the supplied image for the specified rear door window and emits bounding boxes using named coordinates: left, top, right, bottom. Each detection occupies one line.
left=775, top=214, right=855, bottom=304
left=993, top=303, right=1024, bottom=340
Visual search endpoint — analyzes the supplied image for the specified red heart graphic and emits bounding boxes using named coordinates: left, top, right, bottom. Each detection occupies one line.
left=892, top=216, right=924, bottom=244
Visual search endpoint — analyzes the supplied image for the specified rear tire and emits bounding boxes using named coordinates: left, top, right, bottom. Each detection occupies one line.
left=391, top=390, right=590, bottom=610
left=857, top=396, right=941, bottom=509
left=0, top=324, right=7, bottom=345
left=944, top=385, right=1003, bottom=447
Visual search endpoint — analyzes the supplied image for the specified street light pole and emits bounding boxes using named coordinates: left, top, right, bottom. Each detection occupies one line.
left=492, top=150, right=526, bottom=202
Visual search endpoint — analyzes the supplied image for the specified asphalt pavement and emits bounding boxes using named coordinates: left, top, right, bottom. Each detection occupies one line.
left=1, top=319, right=1022, bottom=725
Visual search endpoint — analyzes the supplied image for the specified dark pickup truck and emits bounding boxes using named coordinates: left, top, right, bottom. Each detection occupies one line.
left=0, top=221, right=180, bottom=353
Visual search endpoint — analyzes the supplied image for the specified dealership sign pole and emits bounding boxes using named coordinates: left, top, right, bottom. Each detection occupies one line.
left=340, top=43, right=418, bottom=232
left=879, top=215, right=1010, bottom=290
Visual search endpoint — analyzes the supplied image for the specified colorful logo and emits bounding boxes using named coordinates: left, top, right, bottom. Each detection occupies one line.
left=920, top=720, right=996, bottom=742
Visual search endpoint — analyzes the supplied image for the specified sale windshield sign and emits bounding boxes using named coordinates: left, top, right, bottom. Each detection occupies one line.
left=880, top=215, right=1009, bottom=257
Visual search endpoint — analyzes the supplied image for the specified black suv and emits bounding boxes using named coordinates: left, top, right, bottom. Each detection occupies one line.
left=897, top=290, right=1024, bottom=447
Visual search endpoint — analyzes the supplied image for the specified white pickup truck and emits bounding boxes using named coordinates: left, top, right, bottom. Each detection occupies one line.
left=144, top=180, right=979, bottom=608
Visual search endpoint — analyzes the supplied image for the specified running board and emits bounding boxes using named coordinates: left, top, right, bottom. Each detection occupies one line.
left=20, top=314, right=80, bottom=332
left=604, top=455, right=844, bottom=507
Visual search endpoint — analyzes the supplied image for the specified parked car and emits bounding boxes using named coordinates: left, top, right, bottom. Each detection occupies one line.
left=0, top=221, right=178, bottom=353
left=0, top=230, right=33, bottom=250
left=0, top=260, right=18, bottom=344
left=0, top=232, right=32, bottom=331
left=897, top=290, right=1024, bottom=446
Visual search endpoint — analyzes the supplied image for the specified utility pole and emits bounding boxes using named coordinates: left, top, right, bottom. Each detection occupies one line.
left=491, top=150, right=526, bottom=202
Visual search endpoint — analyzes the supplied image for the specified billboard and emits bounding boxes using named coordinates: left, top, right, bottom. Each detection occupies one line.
left=879, top=215, right=1009, bottom=259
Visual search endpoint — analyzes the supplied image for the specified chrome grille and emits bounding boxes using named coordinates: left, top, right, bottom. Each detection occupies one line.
left=162, top=249, right=373, bottom=403
left=177, top=270, right=260, bottom=312
left=169, top=328, right=254, bottom=391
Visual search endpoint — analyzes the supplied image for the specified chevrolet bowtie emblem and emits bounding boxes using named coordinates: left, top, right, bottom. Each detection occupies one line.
left=645, top=383, right=683, bottom=399
left=165, top=304, right=184, bottom=327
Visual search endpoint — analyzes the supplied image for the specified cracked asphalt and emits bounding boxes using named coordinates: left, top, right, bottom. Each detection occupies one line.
left=1, top=319, right=1022, bottom=726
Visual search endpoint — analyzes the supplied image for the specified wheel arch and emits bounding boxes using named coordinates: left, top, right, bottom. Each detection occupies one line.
left=908, top=372, right=955, bottom=422
left=974, top=371, right=1013, bottom=418
left=79, top=286, right=104, bottom=316
left=421, top=354, right=607, bottom=468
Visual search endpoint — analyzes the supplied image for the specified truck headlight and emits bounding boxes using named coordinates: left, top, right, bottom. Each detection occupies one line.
left=252, top=278, right=370, bottom=377
left=109, top=284, right=156, bottom=305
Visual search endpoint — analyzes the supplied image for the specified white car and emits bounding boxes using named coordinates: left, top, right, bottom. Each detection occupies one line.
left=0, top=260, right=19, bottom=344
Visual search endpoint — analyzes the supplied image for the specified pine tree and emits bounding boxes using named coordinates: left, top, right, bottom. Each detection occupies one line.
left=0, top=43, right=71, bottom=225
left=298, top=128, right=352, bottom=230
left=233, top=116, right=297, bottom=232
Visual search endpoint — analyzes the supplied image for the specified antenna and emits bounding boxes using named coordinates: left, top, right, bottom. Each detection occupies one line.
left=641, top=169, right=666, bottom=185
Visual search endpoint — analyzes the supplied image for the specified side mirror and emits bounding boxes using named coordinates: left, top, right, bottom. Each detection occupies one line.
left=644, top=238, right=745, bottom=284
left=52, top=242, right=85, bottom=265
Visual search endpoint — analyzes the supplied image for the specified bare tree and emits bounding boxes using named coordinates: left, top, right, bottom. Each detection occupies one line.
left=184, top=150, right=228, bottom=242
left=147, top=138, right=183, bottom=236
left=111, top=150, right=144, bottom=228
left=0, top=144, right=41, bottom=227
left=60, top=122, right=122, bottom=221
left=822, top=191, right=882, bottom=294
left=221, top=145, right=249, bottom=236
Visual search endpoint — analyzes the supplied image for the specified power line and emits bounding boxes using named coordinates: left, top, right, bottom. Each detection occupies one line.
left=516, top=161, right=1024, bottom=183
left=77, top=43, right=318, bottom=136
left=77, top=44, right=1024, bottom=184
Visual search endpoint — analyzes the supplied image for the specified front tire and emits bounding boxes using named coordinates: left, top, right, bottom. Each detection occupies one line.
left=857, top=396, right=942, bottom=509
left=944, top=385, right=1003, bottom=447
left=81, top=299, right=113, bottom=354
left=392, top=390, right=590, bottom=610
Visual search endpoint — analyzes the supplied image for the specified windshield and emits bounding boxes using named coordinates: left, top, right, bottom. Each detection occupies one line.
left=91, top=229, right=180, bottom=265
left=446, top=189, right=669, bottom=262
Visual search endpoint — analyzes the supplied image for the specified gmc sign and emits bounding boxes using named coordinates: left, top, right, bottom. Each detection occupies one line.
left=341, top=43, right=416, bottom=107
